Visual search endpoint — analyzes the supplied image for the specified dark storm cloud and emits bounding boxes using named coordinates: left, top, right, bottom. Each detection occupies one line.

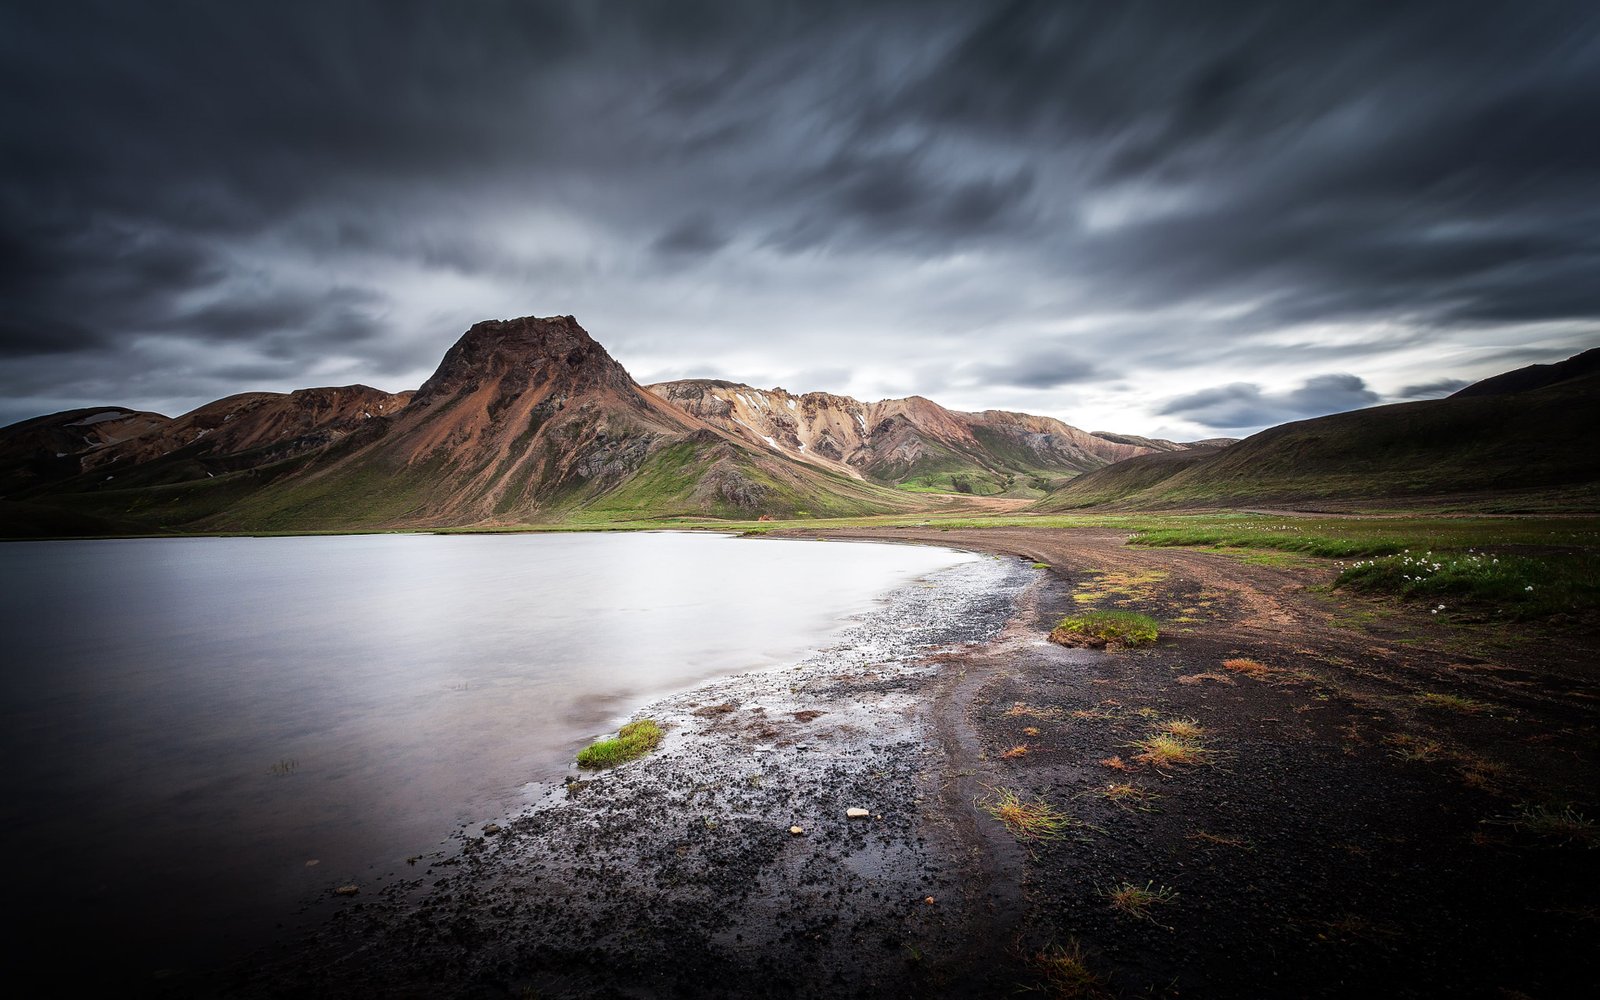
left=652, top=215, right=729, bottom=257
left=961, top=351, right=1102, bottom=391
left=1159, top=374, right=1382, bottom=432
left=1, top=0, right=1597, bottom=429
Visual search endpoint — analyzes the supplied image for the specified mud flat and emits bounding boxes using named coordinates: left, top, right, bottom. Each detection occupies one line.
left=193, top=526, right=1598, bottom=998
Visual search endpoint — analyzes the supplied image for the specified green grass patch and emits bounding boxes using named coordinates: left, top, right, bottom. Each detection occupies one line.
left=1128, top=515, right=1600, bottom=558
left=576, top=719, right=663, bottom=768
left=1334, top=550, right=1600, bottom=619
left=1050, top=610, right=1159, bottom=648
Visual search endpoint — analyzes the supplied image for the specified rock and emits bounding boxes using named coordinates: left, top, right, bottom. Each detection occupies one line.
left=925, top=896, right=936, bottom=905
left=789, top=825, right=805, bottom=836
left=847, top=807, right=869, bottom=819
left=334, top=884, right=360, bottom=897
left=483, top=823, right=502, bottom=836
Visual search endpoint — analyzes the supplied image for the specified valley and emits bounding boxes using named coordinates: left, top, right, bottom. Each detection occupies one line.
left=4, top=316, right=1596, bottom=998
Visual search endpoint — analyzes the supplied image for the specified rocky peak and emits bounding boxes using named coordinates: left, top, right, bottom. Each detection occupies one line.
left=413, top=315, right=632, bottom=405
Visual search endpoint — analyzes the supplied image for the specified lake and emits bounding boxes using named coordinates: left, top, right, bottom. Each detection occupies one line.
left=0, top=531, right=979, bottom=980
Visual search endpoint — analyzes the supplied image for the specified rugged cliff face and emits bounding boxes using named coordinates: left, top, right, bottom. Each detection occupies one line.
left=228, top=316, right=918, bottom=528
left=647, top=380, right=1184, bottom=495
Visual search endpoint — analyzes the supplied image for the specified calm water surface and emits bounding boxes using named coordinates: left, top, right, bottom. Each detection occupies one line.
left=0, top=532, right=975, bottom=976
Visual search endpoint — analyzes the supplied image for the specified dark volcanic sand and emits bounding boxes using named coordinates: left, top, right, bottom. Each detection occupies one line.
left=182, top=528, right=1597, bottom=999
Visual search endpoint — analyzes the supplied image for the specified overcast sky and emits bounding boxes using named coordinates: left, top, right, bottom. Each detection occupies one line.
left=3, top=1, right=1598, bottom=438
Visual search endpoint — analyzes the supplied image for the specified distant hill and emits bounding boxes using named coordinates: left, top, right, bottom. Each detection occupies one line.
left=1034, top=356, right=1600, bottom=512
left=646, top=381, right=1214, bottom=498
left=1450, top=347, right=1600, bottom=398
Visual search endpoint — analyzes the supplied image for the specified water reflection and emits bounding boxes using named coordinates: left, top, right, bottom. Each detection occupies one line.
left=0, top=531, right=973, bottom=976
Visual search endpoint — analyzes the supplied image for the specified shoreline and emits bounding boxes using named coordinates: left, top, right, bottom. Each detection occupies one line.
left=178, top=524, right=1596, bottom=998
left=194, top=546, right=1041, bottom=998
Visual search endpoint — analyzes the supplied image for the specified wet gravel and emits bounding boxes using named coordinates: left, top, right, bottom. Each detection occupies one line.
left=200, top=553, right=1036, bottom=999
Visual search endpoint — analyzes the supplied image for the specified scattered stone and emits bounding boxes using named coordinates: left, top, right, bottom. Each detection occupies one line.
left=847, top=807, right=870, bottom=819
left=483, top=823, right=502, bottom=836
left=924, top=896, right=936, bottom=905
left=789, top=825, right=805, bottom=836
left=304, top=859, right=319, bottom=867
left=334, top=884, right=360, bottom=897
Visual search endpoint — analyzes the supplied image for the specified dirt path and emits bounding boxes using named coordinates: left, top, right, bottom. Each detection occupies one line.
left=772, top=525, right=1600, bottom=998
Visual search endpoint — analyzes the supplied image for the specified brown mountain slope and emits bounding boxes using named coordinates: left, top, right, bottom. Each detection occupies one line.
left=1034, top=361, right=1600, bottom=512
left=0, top=406, right=173, bottom=497
left=196, top=317, right=918, bottom=530
left=86, top=386, right=412, bottom=479
left=0, top=387, right=413, bottom=502
left=647, top=380, right=1176, bottom=496
left=0, top=316, right=923, bottom=535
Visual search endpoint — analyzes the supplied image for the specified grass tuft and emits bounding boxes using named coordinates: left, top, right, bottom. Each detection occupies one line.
left=1158, top=717, right=1205, bottom=740
left=1130, top=731, right=1212, bottom=769
left=982, top=787, right=1076, bottom=841
left=1104, top=880, right=1178, bottom=921
left=1002, top=744, right=1030, bottom=759
left=1385, top=733, right=1445, bottom=763
left=1049, top=610, right=1159, bottom=649
left=576, top=719, right=663, bottom=768
left=1221, top=657, right=1272, bottom=678
left=1030, top=940, right=1107, bottom=998
left=1496, top=804, right=1597, bottom=846
left=1416, top=692, right=1488, bottom=714
left=1098, top=782, right=1159, bottom=811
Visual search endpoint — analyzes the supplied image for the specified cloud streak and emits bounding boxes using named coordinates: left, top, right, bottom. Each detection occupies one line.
left=1, top=1, right=1597, bottom=432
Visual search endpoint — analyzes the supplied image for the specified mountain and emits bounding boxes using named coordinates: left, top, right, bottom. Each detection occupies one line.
left=9, top=316, right=1589, bottom=536
left=1034, top=355, right=1600, bottom=512
left=0, top=406, right=172, bottom=493
left=0, top=316, right=917, bottom=535
left=645, top=380, right=1198, bottom=497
